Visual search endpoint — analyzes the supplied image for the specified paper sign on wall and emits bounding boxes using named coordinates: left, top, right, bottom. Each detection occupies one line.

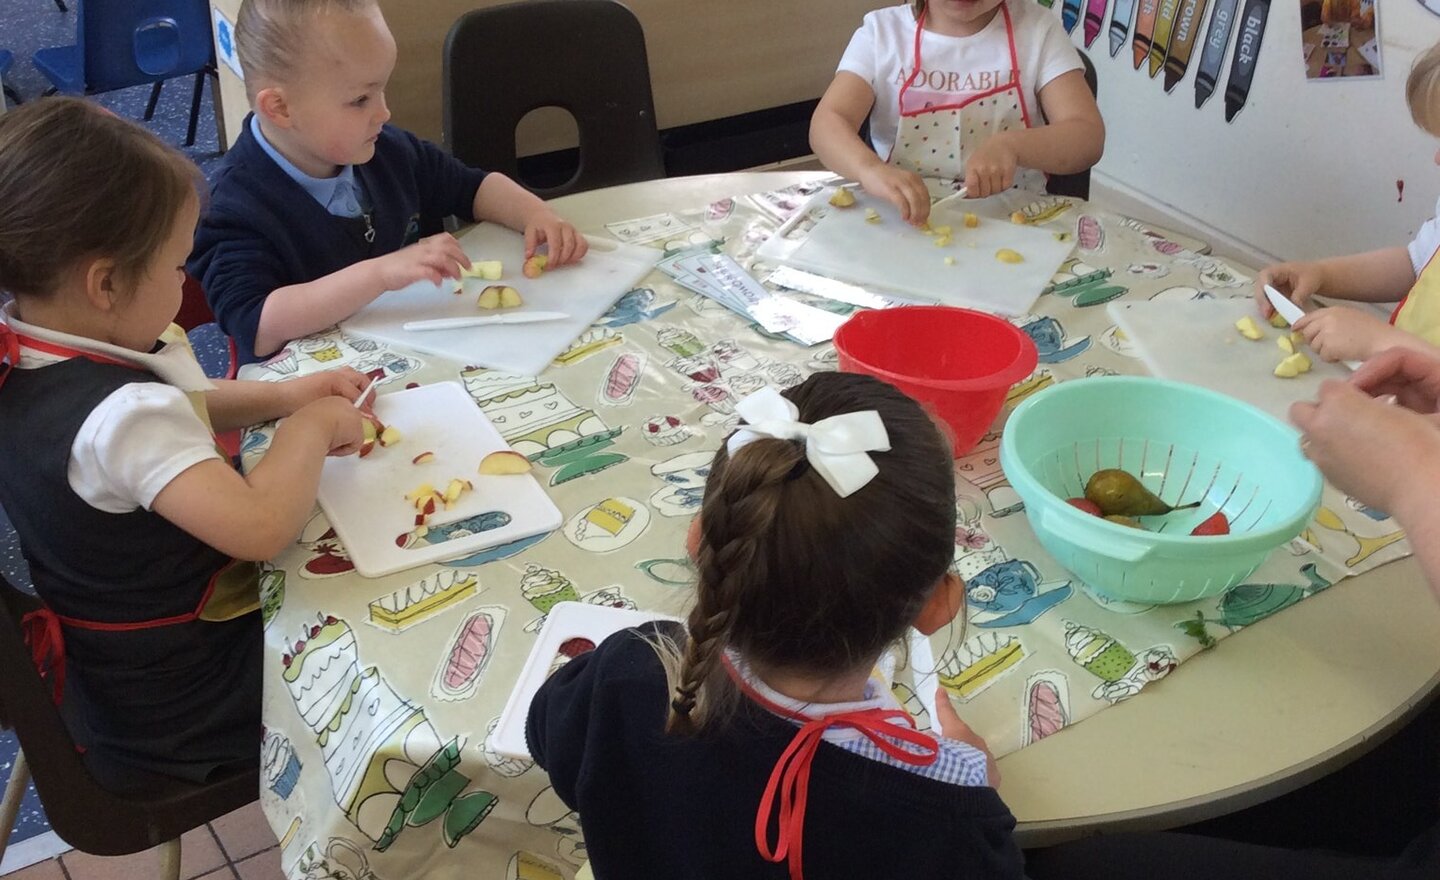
left=213, top=9, right=243, bottom=80
left=1300, top=1, right=1380, bottom=80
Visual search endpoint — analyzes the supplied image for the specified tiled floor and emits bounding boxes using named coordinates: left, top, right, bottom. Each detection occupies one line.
left=2, top=801, right=282, bottom=880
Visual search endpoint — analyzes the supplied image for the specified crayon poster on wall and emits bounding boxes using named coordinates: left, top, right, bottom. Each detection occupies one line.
left=1299, top=0, right=1380, bottom=79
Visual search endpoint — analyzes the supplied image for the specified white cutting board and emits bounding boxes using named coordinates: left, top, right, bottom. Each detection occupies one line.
left=341, top=225, right=656, bottom=376
left=1108, top=298, right=1351, bottom=424
left=755, top=188, right=1074, bottom=315
left=316, top=381, right=562, bottom=578
left=490, top=602, right=681, bottom=758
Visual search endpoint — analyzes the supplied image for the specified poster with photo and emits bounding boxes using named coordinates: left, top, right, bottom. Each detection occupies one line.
left=1300, top=0, right=1380, bottom=79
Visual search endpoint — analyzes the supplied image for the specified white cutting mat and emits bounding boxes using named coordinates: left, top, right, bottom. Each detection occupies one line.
left=1108, top=298, right=1351, bottom=424
left=490, top=602, right=681, bottom=758
left=316, top=381, right=562, bottom=578
left=341, top=225, right=656, bottom=375
left=755, top=187, right=1075, bottom=315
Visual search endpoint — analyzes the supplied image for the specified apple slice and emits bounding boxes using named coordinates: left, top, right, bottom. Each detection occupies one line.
left=405, top=483, right=437, bottom=505
left=443, top=478, right=472, bottom=505
left=412, top=451, right=435, bottom=465
left=477, top=286, right=502, bottom=309
left=498, top=286, right=523, bottom=308
left=378, top=425, right=402, bottom=447
left=522, top=254, right=548, bottom=279
left=828, top=188, right=856, bottom=208
left=359, top=418, right=379, bottom=457
left=474, top=260, right=503, bottom=280
left=479, top=450, right=533, bottom=474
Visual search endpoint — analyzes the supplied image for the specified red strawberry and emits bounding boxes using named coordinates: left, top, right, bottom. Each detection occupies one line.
left=1066, top=497, right=1103, bottom=517
left=1191, top=512, right=1230, bottom=536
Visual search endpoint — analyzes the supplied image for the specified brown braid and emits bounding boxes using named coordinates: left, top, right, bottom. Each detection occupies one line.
left=666, top=436, right=804, bottom=733
left=653, top=372, right=957, bottom=737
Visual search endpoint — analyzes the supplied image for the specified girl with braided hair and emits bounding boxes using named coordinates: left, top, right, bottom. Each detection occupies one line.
left=527, top=372, right=1025, bottom=879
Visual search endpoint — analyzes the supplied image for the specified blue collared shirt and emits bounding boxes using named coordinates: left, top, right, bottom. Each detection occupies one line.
left=249, top=116, right=367, bottom=219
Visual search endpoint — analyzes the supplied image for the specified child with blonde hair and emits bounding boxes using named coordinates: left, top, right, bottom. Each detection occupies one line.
left=0, top=98, right=370, bottom=785
left=810, top=0, right=1104, bottom=224
left=528, top=372, right=1023, bottom=879
left=1256, top=42, right=1440, bottom=365
left=189, top=0, right=588, bottom=364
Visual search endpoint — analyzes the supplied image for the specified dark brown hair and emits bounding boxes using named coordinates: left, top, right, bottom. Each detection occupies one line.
left=662, top=371, right=958, bottom=734
left=0, top=97, right=202, bottom=301
left=236, top=0, right=377, bottom=101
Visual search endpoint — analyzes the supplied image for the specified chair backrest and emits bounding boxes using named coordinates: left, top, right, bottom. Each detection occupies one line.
left=78, top=0, right=215, bottom=93
left=443, top=0, right=665, bottom=199
left=1045, top=50, right=1097, bottom=201
left=0, top=572, right=256, bottom=855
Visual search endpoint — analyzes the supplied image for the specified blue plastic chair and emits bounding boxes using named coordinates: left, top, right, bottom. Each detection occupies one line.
left=0, top=50, right=19, bottom=108
left=33, top=0, right=216, bottom=146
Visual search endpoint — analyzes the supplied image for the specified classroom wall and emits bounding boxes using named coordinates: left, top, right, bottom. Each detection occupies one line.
left=378, top=0, right=886, bottom=156
left=1084, top=0, right=1440, bottom=264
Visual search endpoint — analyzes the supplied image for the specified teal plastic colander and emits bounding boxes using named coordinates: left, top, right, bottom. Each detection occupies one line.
left=999, top=376, right=1323, bottom=604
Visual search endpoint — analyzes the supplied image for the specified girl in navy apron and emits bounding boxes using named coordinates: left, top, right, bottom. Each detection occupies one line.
left=527, top=372, right=1025, bottom=879
left=0, top=98, right=372, bottom=787
left=811, top=0, right=1103, bottom=224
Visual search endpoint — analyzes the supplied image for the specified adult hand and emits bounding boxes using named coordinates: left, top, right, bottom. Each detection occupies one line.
left=934, top=686, right=999, bottom=786
left=1254, top=260, right=1325, bottom=318
left=1291, top=377, right=1440, bottom=514
left=858, top=163, right=931, bottom=226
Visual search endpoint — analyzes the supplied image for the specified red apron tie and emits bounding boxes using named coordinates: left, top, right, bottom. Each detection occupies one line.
left=730, top=654, right=941, bottom=880
left=21, top=607, right=65, bottom=705
left=0, top=322, right=20, bottom=392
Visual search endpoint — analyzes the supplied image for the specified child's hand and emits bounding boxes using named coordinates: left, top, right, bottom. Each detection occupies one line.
left=280, top=367, right=375, bottom=416
left=934, top=686, right=999, bottom=786
left=1294, top=306, right=1402, bottom=363
left=858, top=163, right=931, bottom=225
left=523, top=210, right=588, bottom=267
left=373, top=233, right=470, bottom=290
left=963, top=135, right=1019, bottom=199
left=1255, top=261, right=1326, bottom=318
left=290, top=396, right=368, bottom=457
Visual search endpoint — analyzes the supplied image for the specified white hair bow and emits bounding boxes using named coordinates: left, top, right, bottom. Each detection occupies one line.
left=725, top=387, right=890, bottom=498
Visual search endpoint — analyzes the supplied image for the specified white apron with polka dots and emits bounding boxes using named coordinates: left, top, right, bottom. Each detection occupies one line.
left=890, top=3, right=1047, bottom=193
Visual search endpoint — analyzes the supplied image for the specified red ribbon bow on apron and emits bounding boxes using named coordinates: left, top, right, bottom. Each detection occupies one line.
left=21, top=607, right=66, bottom=705
left=0, top=322, right=21, bottom=392
left=728, top=658, right=941, bottom=880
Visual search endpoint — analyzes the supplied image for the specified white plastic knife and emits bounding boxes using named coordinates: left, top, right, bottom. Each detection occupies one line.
left=1263, top=285, right=1361, bottom=370
left=402, top=311, right=570, bottom=332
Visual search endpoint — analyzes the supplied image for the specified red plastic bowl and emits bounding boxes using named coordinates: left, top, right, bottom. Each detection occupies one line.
left=833, top=306, right=1038, bottom=457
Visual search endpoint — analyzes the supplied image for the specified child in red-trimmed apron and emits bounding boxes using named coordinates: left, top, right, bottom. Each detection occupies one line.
left=811, top=0, right=1105, bottom=225
left=527, top=372, right=1025, bottom=879
left=1254, top=41, right=1440, bottom=367
left=0, top=98, right=371, bottom=788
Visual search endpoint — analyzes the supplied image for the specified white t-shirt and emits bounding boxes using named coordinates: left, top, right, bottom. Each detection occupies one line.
left=837, top=1, right=1082, bottom=162
left=0, top=302, right=222, bottom=514
left=1408, top=196, right=1440, bottom=277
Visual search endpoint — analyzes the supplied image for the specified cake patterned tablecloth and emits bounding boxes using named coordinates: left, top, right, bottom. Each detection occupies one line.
left=241, top=181, right=1410, bottom=880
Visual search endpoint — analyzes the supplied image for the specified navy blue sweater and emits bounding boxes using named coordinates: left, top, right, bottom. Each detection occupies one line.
left=188, top=115, right=488, bottom=364
left=527, top=623, right=1027, bottom=879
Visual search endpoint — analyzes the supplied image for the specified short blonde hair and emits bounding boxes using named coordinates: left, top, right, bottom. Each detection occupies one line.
left=235, top=0, right=376, bottom=101
left=1408, top=41, right=1440, bottom=135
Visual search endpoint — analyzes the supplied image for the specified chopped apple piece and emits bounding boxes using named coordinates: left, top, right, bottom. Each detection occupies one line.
left=378, top=425, right=402, bottom=447
left=359, top=418, right=379, bottom=458
left=995, top=248, right=1024, bottom=264
left=864, top=208, right=881, bottom=224
left=1269, top=312, right=1291, bottom=328
left=412, top=451, right=435, bottom=465
left=443, top=478, right=470, bottom=504
left=934, top=235, right=952, bottom=247
left=477, top=286, right=501, bottom=309
left=522, top=254, right=548, bottom=279
left=1234, top=316, right=1264, bottom=341
left=1278, top=336, right=1294, bottom=354
left=1290, top=332, right=1305, bottom=348
left=963, top=212, right=979, bottom=229
left=479, top=450, right=533, bottom=474
left=943, top=256, right=956, bottom=266
left=499, top=286, right=523, bottom=308
left=932, top=225, right=952, bottom=237
left=828, top=188, right=856, bottom=208
left=474, top=260, right=503, bottom=281
left=405, top=483, right=437, bottom=504
left=1274, top=352, right=1313, bottom=378
left=478, top=285, right=523, bottom=309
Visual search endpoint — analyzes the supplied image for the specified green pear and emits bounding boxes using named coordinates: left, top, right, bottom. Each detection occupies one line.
left=1085, top=469, right=1199, bottom=517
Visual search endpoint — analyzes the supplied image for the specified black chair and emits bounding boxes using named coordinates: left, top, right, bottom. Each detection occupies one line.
left=0, top=573, right=257, bottom=880
left=1045, top=50, right=1098, bottom=201
left=443, top=0, right=665, bottom=199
